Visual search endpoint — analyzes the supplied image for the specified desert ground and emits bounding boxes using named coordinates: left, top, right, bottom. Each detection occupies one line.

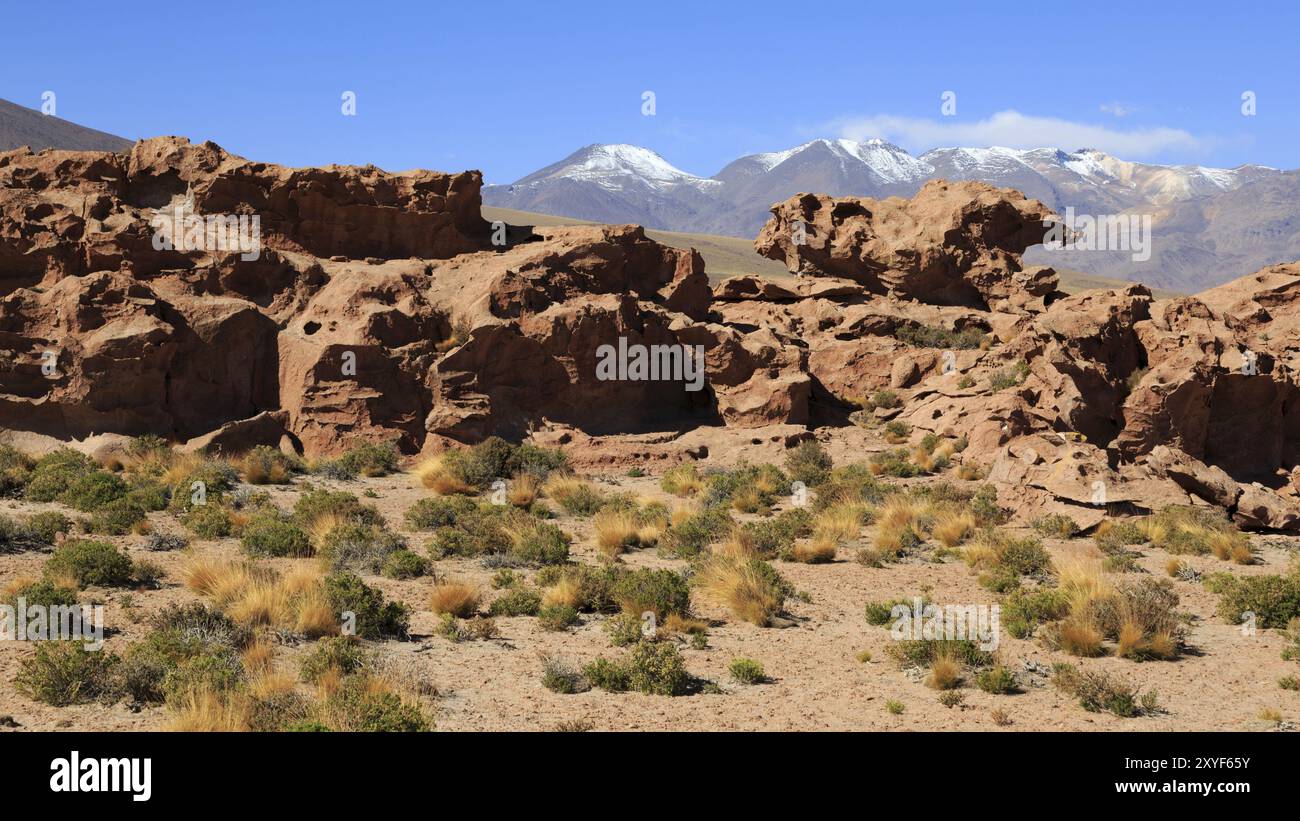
left=2, top=424, right=1297, bottom=733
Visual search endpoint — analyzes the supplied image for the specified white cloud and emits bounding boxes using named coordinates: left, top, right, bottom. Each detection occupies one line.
left=1099, top=102, right=1134, bottom=118
left=834, top=110, right=1203, bottom=158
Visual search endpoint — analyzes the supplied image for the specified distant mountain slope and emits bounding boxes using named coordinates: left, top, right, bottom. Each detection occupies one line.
left=483, top=139, right=1288, bottom=292
left=0, top=97, right=132, bottom=152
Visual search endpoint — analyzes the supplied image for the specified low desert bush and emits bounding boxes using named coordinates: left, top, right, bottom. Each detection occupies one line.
left=240, top=515, right=312, bottom=558
left=324, top=572, right=410, bottom=639
left=44, top=539, right=133, bottom=588
left=728, top=657, right=766, bottom=684
left=611, top=567, right=691, bottom=621
left=24, top=448, right=97, bottom=503
left=182, top=504, right=234, bottom=539
left=542, top=474, right=604, bottom=516
left=14, top=642, right=120, bottom=706
left=1205, top=570, right=1300, bottom=629
left=584, top=640, right=688, bottom=696
left=240, top=445, right=301, bottom=484
left=381, top=549, right=428, bottom=579
left=784, top=440, right=833, bottom=487
left=1051, top=663, right=1144, bottom=717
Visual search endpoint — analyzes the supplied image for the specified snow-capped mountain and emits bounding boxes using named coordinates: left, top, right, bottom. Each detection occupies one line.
left=508, top=143, right=721, bottom=193
left=481, top=139, right=1291, bottom=290
left=921, top=145, right=1276, bottom=215
left=483, top=144, right=722, bottom=230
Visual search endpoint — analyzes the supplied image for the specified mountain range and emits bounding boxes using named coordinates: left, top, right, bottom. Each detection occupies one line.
left=0, top=97, right=132, bottom=153
left=484, top=140, right=1298, bottom=292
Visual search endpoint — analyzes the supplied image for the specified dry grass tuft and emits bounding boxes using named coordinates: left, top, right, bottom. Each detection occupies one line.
left=931, top=509, right=975, bottom=548
left=694, top=557, right=784, bottom=626
left=429, top=579, right=481, bottom=617
left=167, top=687, right=251, bottom=732
left=925, top=650, right=963, bottom=690
left=792, top=534, right=837, bottom=563
left=414, top=455, right=474, bottom=495
left=593, top=509, right=640, bottom=559
left=508, top=473, right=539, bottom=507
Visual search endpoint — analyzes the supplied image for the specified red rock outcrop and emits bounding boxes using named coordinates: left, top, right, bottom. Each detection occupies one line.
left=754, top=180, right=1062, bottom=311
left=2, top=139, right=1297, bottom=529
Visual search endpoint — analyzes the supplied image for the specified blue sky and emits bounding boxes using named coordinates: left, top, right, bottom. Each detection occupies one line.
left=2, top=1, right=1297, bottom=181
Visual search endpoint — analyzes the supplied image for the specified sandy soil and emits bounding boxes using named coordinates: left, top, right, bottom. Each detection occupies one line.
left=2, top=429, right=1297, bottom=733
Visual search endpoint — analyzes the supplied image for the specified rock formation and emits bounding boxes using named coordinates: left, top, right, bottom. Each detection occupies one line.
left=1, top=138, right=1297, bottom=529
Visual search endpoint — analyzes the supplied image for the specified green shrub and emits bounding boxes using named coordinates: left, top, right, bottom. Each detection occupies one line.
left=325, top=676, right=430, bottom=731
left=582, top=640, right=688, bottom=695
left=489, top=585, right=542, bottom=617
left=975, top=664, right=1020, bottom=694
left=241, top=445, right=301, bottom=484
left=182, top=504, right=233, bottom=538
left=1002, top=587, right=1070, bottom=638
left=439, top=436, right=514, bottom=488
left=44, top=539, right=133, bottom=588
left=896, top=323, right=986, bottom=350
left=4, top=579, right=78, bottom=609
left=541, top=658, right=588, bottom=694
left=117, top=607, right=249, bottom=704
left=626, top=640, right=689, bottom=695
left=886, top=638, right=993, bottom=669
left=87, top=498, right=147, bottom=535
left=337, top=441, right=400, bottom=478
left=870, top=448, right=922, bottom=478
left=611, top=568, right=691, bottom=620
left=1032, top=514, right=1078, bottom=539
left=323, top=573, right=410, bottom=639
left=404, top=496, right=476, bottom=530
left=582, top=657, right=630, bottom=692
left=988, top=361, right=1030, bottom=391
left=744, top=509, right=813, bottom=557
left=1052, top=663, right=1141, bottom=717
left=165, top=458, right=238, bottom=512
left=14, top=642, right=120, bottom=706
left=317, top=523, right=406, bottom=573
left=538, top=604, right=580, bottom=631
left=59, top=471, right=128, bottom=512
left=293, top=488, right=384, bottom=528
left=0, top=514, right=49, bottom=553
left=507, top=519, right=570, bottom=565
left=0, top=444, right=34, bottom=496
left=661, top=505, right=732, bottom=558
left=535, top=564, right=619, bottom=612
left=23, top=448, right=96, bottom=502
left=785, top=440, right=833, bottom=487
left=424, top=504, right=511, bottom=558
left=865, top=597, right=923, bottom=626
left=299, top=636, right=368, bottom=683
left=604, top=612, right=644, bottom=646
left=505, top=443, right=568, bottom=478
left=728, top=657, right=766, bottom=684
left=381, top=549, right=429, bottom=579
left=124, top=481, right=170, bottom=512
left=241, top=515, right=312, bottom=558
left=1206, top=572, right=1300, bottom=629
